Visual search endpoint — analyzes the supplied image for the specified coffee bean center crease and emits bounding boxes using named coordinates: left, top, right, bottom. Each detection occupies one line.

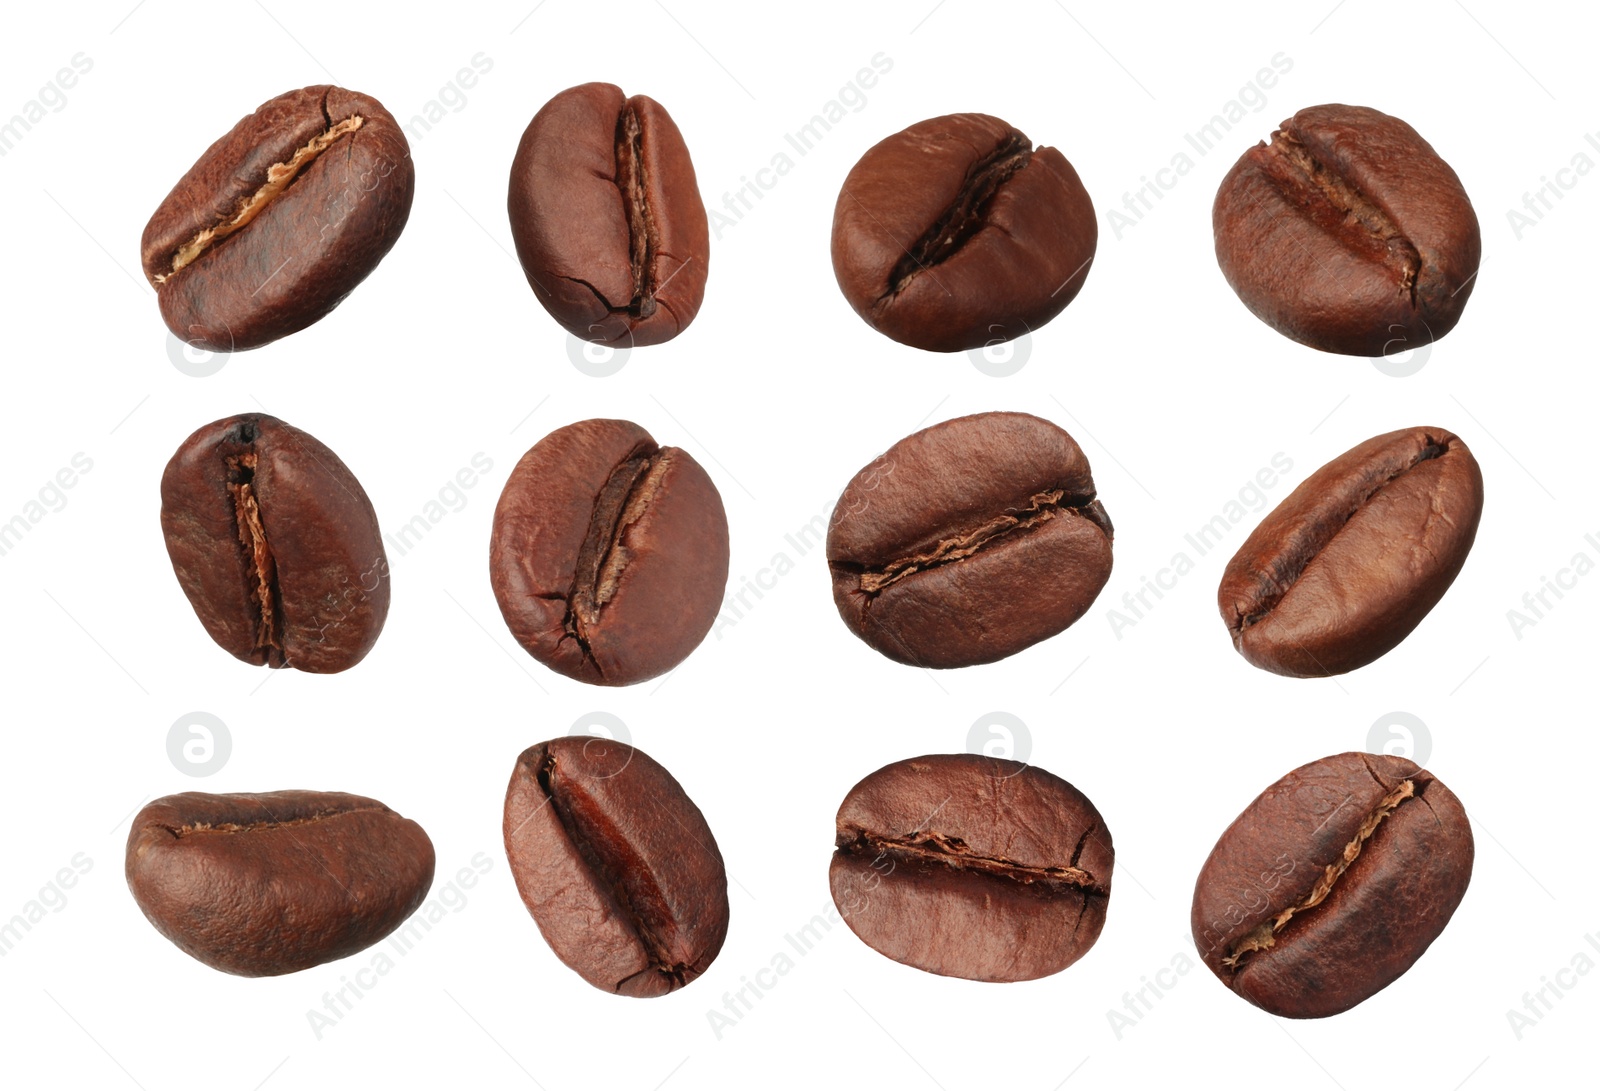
left=561, top=446, right=671, bottom=668
left=1263, top=128, right=1420, bottom=304
left=836, top=827, right=1106, bottom=895
left=1222, top=777, right=1416, bottom=970
left=536, top=752, right=694, bottom=989
left=846, top=488, right=1097, bottom=595
left=153, top=805, right=385, bottom=840
left=1233, top=439, right=1448, bottom=633
left=614, top=104, right=659, bottom=319
left=157, top=107, right=366, bottom=282
left=880, top=129, right=1032, bottom=301
left=225, top=450, right=285, bottom=663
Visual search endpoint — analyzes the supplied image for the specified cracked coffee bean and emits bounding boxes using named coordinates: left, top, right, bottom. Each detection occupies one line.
left=1191, top=752, right=1473, bottom=1018
left=489, top=419, right=728, bottom=686
left=1213, top=104, right=1480, bottom=356
left=160, top=413, right=389, bottom=674
left=126, top=791, right=435, bottom=976
left=142, top=85, right=414, bottom=352
left=831, top=113, right=1096, bottom=352
left=508, top=83, right=709, bottom=347
left=1219, top=426, right=1483, bottom=677
left=830, top=754, right=1112, bottom=982
left=827, top=411, right=1112, bottom=668
left=503, top=736, right=728, bottom=997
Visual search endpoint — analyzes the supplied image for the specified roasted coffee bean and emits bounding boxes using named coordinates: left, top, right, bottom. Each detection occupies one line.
left=126, top=791, right=434, bottom=976
left=142, top=85, right=414, bottom=352
left=1191, top=752, right=1473, bottom=1018
left=1213, top=104, right=1480, bottom=356
left=1219, top=426, right=1482, bottom=676
left=503, top=737, right=728, bottom=997
left=508, top=83, right=709, bottom=347
left=830, top=754, right=1112, bottom=982
left=831, top=113, right=1096, bottom=353
left=160, top=413, right=389, bottom=673
left=489, top=419, right=728, bottom=685
left=827, top=411, right=1112, bottom=668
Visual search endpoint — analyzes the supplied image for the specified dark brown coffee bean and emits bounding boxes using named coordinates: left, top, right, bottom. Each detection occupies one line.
left=1191, top=752, right=1472, bottom=1018
left=503, top=737, right=728, bottom=997
left=830, top=754, right=1112, bottom=981
left=827, top=411, right=1112, bottom=668
left=489, top=419, right=728, bottom=686
left=831, top=113, right=1096, bottom=353
left=142, top=86, right=414, bottom=352
left=160, top=413, right=389, bottom=674
left=1219, top=426, right=1482, bottom=676
left=1213, top=104, right=1480, bottom=356
left=126, top=791, right=434, bottom=977
left=508, top=83, right=709, bottom=347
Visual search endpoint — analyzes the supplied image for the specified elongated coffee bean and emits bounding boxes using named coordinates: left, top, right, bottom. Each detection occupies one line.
left=1213, top=104, right=1480, bottom=356
left=1219, top=427, right=1482, bottom=676
left=126, top=791, right=434, bottom=976
left=828, top=412, right=1112, bottom=668
left=508, top=83, right=709, bottom=346
left=831, top=113, right=1096, bottom=352
left=1192, top=752, right=1473, bottom=1018
left=142, top=85, right=414, bottom=351
left=831, top=754, right=1112, bottom=981
left=503, top=737, right=728, bottom=996
left=161, top=413, right=389, bottom=673
left=490, top=419, right=728, bottom=685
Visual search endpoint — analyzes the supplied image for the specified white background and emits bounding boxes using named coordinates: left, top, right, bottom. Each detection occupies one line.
left=1, top=1, right=1593, bottom=1088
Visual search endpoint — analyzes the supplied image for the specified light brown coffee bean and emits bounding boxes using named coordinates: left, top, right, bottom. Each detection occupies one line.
left=126, top=791, right=434, bottom=976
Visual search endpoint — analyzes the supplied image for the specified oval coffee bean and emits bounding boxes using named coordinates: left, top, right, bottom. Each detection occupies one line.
left=1219, top=426, right=1482, bottom=676
left=142, top=85, right=414, bottom=352
left=160, top=413, right=389, bottom=673
left=827, top=411, right=1112, bottom=668
left=831, top=113, right=1096, bottom=352
left=831, top=754, right=1112, bottom=981
left=503, top=737, right=728, bottom=997
left=1191, top=752, right=1472, bottom=1018
left=508, top=83, right=709, bottom=347
left=1213, top=104, right=1480, bottom=356
left=489, top=419, right=728, bottom=685
left=126, top=791, right=435, bottom=976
